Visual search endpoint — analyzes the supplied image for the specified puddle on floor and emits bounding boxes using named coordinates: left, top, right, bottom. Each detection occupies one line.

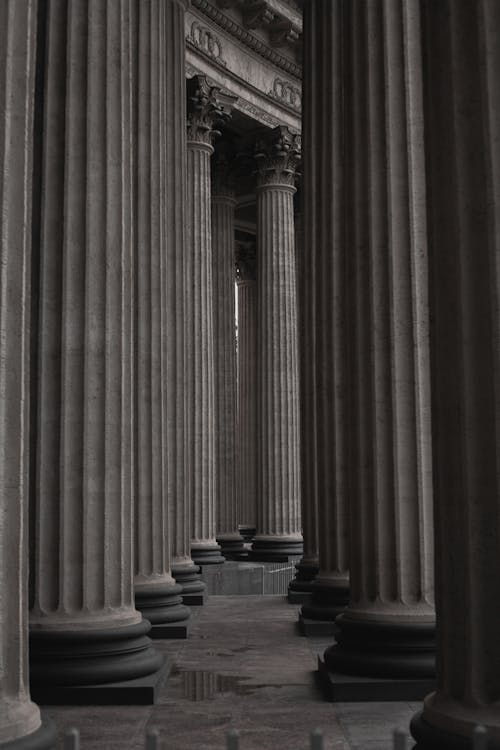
left=178, top=670, right=256, bottom=701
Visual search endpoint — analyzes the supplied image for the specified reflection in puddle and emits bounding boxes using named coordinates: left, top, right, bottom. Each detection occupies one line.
left=181, top=671, right=255, bottom=701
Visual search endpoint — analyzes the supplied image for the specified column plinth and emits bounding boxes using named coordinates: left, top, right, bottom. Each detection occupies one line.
left=251, top=127, right=303, bottom=563
left=236, top=243, right=258, bottom=545
left=410, top=1, right=500, bottom=746
left=0, top=2, right=55, bottom=746
left=133, top=0, right=190, bottom=638
left=305, top=0, right=435, bottom=689
left=28, top=0, right=162, bottom=700
left=212, top=154, right=246, bottom=559
left=186, top=76, right=236, bottom=567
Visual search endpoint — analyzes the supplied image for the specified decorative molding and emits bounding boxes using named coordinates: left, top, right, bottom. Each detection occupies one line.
left=254, top=125, right=301, bottom=187
left=269, top=77, right=301, bottom=110
left=189, top=21, right=227, bottom=66
left=184, top=63, right=298, bottom=128
left=186, top=74, right=237, bottom=145
left=191, top=0, right=301, bottom=78
left=243, top=1, right=274, bottom=29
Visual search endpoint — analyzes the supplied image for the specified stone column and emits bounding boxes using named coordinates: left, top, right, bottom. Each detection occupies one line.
left=29, top=0, right=163, bottom=703
left=235, top=242, right=258, bottom=542
left=410, top=1, right=500, bottom=746
left=161, top=6, right=205, bottom=607
left=321, top=0, right=435, bottom=696
left=133, top=0, right=190, bottom=638
left=0, top=2, right=54, bottom=746
left=288, top=192, right=320, bottom=605
left=294, top=1, right=349, bottom=626
left=212, top=149, right=246, bottom=559
left=251, top=127, right=303, bottom=562
left=185, top=75, right=235, bottom=566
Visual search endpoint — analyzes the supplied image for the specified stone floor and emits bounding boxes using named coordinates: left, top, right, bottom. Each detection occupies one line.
left=42, top=596, right=420, bottom=750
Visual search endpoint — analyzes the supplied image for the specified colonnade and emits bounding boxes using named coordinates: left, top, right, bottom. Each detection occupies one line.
left=298, top=0, right=500, bottom=746
left=2, top=0, right=500, bottom=748
left=0, top=1, right=302, bottom=744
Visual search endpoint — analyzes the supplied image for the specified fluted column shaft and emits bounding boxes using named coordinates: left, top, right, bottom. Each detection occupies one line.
left=186, top=76, right=235, bottom=565
left=322, top=0, right=435, bottom=680
left=29, top=0, right=161, bottom=691
left=411, top=1, right=500, bottom=746
left=212, top=176, right=245, bottom=557
left=163, top=5, right=205, bottom=604
left=133, top=0, right=189, bottom=634
left=236, top=246, right=258, bottom=538
left=297, top=0, right=349, bottom=621
left=252, top=127, right=303, bottom=561
left=0, top=3, right=54, bottom=746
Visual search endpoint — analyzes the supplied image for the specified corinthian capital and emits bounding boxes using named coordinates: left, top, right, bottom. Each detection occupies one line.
left=187, top=74, right=237, bottom=145
left=254, top=126, right=301, bottom=188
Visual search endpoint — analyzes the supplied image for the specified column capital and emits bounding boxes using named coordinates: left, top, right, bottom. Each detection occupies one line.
left=236, top=240, right=256, bottom=282
left=187, top=75, right=237, bottom=146
left=254, top=126, right=301, bottom=189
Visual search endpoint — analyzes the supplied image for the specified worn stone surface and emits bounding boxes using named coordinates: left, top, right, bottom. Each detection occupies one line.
left=41, top=597, right=417, bottom=750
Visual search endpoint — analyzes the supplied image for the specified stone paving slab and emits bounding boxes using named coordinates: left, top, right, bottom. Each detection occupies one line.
left=42, top=596, right=419, bottom=750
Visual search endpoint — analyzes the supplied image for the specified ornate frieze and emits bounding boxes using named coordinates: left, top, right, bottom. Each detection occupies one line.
left=189, top=21, right=227, bottom=66
left=187, top=74, right=237, bottom=144
left=254, top=125, right=301, bottom=187
left=269, top=77, right=301, bottom=110
left=191, top=0, right=301, bottom=78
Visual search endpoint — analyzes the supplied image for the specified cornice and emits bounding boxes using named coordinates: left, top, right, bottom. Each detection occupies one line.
left=191, top=0, right=302, bottom=79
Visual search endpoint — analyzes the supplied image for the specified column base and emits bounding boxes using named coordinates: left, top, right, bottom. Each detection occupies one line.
left=190, top=543, right=225, bottom=566
left=31, top=656, right=171, bottom=706
left=135, top=582, right=191, bottom=638
left=317, top=656, right=435, bottom=702
left=238, top=525, right=256, bottom=542
left=324, top=612, right=436, bottom=678
left=298, top=615, right=337, bottom=637
left=300, top=577, right=349, bottom=622
left=250, top=536, right=303, bottom=562
left=216, top=534, right=247, bottom=560
left=29, top=619, right=163, bottom=689
left=2, top=721, right=57, bottom=750
left=287, top=560, right=319, bottom=603
left=171, top=562, right=206, bottom=606
left=411, top=711, right=500, bottom=750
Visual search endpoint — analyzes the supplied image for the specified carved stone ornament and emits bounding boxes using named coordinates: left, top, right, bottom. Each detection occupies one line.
left=243, top=0, right=274, bottom=29
left=254, top=126, right=301, bottom=187
left=269, top=77, right=301, bottom=110
left=189, top=21, right=227, bottom=67
left=187, top=75, right=237, bottom=145
left=236, top=240, right=257, bottom=281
